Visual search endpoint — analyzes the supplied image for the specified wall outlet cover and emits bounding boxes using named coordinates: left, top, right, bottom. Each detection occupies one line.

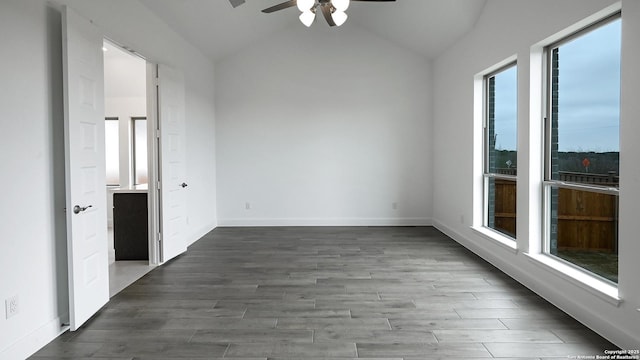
left=5, top=295, right=19, bottom=319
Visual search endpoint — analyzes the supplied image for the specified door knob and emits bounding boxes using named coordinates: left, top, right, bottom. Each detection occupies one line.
left=73, top=205, right=92, bottom=214
left=180, top=183, right=188, bottom=188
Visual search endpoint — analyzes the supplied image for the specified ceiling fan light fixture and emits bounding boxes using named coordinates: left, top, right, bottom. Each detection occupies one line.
left=299, top=10, right=316, bottom=27
left=260, top=0, right=395, bottom=28
left=331, top=10, right=348, bottom=26
left=332, top=0, right=350, bottom=12
left=297, top=0, right=315, bottom=12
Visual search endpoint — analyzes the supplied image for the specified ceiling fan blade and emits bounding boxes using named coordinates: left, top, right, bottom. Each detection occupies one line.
left=320, top=4, right=337, bottom=26
left=262, top=0, right=297, bottom=13
left=228, top=0, right=245, bottom=8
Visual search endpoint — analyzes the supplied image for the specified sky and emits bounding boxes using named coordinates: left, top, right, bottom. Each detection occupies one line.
left=493, top=18, right=621, bottom=153
left=493, top=66, right=517, bottom=151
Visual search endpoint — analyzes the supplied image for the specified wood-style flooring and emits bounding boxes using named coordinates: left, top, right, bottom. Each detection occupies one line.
left=32, top=226, right=618, bottom=359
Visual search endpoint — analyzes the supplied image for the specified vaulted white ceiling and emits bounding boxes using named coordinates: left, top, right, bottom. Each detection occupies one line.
left=139, top=0, right=487, bottom=61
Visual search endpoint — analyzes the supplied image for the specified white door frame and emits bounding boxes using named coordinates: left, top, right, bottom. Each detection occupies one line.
left=102, top=38, right=162, bottom=266
left=146, top=62, right=162, bottom=265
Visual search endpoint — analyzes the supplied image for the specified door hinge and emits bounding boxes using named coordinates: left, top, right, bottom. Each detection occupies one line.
left=154, top=77, right=160, bottom=86
left=157, top=233, right=162, bottom=242
left=156, top=129, right=161, bottom=138
left=157, top=181, right=161, bottom=189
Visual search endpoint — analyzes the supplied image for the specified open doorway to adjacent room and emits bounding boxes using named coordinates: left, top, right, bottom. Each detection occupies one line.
left=103, top=40, right=156, bottom=296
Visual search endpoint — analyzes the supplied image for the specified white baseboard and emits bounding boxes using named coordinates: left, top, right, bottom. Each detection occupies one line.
left=186, top=221, right=217, bottom=246
left=431, top=219, right=638, bottom=349
left=0, top=316, right=68, bottom=360
left=217, top=217, right=432, bottom=227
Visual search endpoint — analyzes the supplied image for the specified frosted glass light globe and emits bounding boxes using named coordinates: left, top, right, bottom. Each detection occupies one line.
left=297, top=0, right=315, bottom=12
left=299, top=10, right=316, bottom=27
left=332, top=10, right=348, bottom=26
left=332, top=0, right=350, bottom=12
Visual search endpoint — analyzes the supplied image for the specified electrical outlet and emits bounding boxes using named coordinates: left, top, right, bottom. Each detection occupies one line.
left=5, top=295, right=19, bottom=319
left=245, top=202, right=251, bottom=210
left=392, top=202, right=398, bottom=210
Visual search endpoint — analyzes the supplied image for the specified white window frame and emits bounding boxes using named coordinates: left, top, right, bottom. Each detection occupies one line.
left=483, top=62, right=518, bottom=241
left=472, top=56, right=518, bottom=252
left=540, top=12, right=621, bottom=285
left=131, top=116, right=148, bottom=186
left=105, top=117, right=120, bottom=186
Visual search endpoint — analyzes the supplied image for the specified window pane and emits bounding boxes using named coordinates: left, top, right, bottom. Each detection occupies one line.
left=485, top=64, right=517, bottom=238
left=134, top=118, right=148, bottom=185
left=551, top=19, right=621, bottom=185
left=105, top=119, right=119, bottom=185
left=546, top=17, right=620, bottom=284
left=547, top=185, right=618, bottom=283
left=486, top=177, right=517, bottom=238
left=488, top=66, right=518, bottom=175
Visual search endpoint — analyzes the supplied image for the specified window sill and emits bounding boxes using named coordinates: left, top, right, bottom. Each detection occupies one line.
left=523, top=252, right=621, bottom=306
left=470, top=226, right=518, bottom=254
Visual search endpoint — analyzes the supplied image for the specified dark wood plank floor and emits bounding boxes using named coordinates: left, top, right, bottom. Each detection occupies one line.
left=32, top=226, right=617, bottom=359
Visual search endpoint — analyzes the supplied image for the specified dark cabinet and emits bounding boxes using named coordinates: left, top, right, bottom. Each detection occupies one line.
left=113, top=192, right=148, bottom=260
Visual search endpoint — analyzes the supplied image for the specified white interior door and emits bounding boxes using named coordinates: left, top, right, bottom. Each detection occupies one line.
left=157, top=65, right=188, bottom=262
left=62, top=6, right=109, bottom=330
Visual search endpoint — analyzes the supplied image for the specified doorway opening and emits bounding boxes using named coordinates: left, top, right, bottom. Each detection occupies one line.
left=102, top=40, right=156, bottom=296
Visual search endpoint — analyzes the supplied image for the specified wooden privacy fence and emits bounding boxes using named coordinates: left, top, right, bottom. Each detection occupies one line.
left=555, top=187, right=617, bottom=252
left=493, top=172, right=618, bottom=253
left=493, top=178, right=516, bottom=238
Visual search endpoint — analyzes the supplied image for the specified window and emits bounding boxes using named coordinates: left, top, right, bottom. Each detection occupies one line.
left=105, top=118, right=119, bottom=186
left=484, top=64, right=518, bottom=239
left=132, top=117, right=148, bottom=185
left=544, top=15, right=621, bottom=284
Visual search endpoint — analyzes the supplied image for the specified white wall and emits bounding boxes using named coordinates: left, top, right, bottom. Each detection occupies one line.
left=0, top=0, right=217, bottom=358
left=0, top=2, right=68, bottom=357
left=215, top=23, right=432, bottom=226
left=432, top=0, right=640, bottom=348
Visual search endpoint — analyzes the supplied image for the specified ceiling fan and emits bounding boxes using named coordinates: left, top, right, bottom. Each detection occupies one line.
left=228, top=0, right=246, bottom=8
left=261, top=0, right=396, bottom=27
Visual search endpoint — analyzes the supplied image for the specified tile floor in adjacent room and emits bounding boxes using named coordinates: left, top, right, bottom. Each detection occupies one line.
left=107, top=226, right=156, bottom=297
left=32, top=226, right=618, bottom=359
left=109, top=260, right=155, bottom=298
